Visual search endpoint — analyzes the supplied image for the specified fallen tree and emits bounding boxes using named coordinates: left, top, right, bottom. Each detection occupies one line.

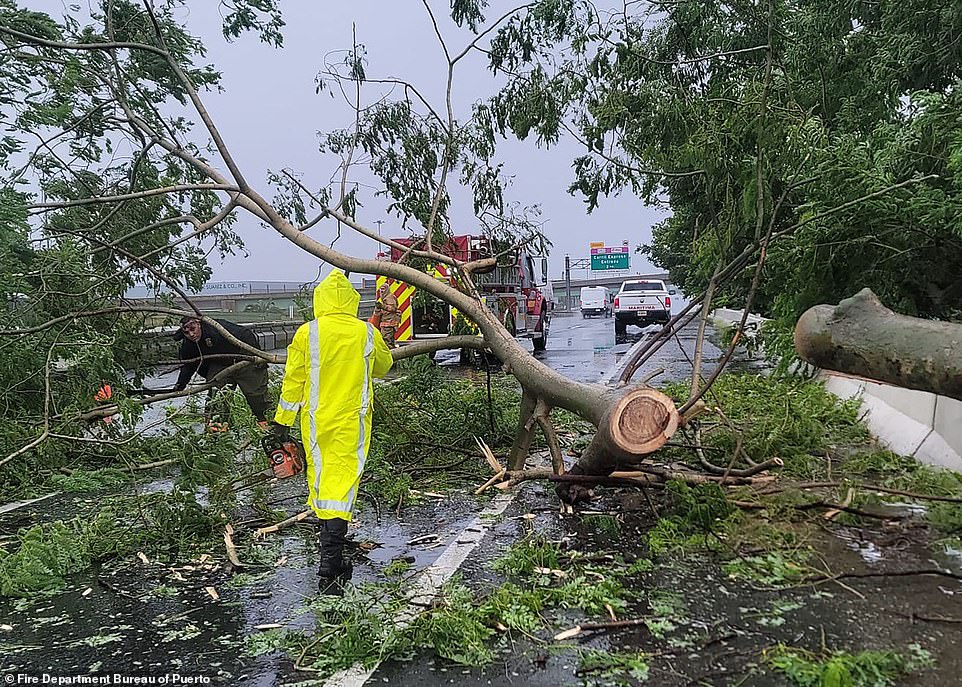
left=0, top=3, right=935, bottom=504
left=0, top=4, right=686, bottom=493
left=794, top=288, right=962, bottom=402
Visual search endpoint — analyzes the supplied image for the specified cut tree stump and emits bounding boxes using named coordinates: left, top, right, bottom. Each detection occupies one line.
left=557, top=386, right=680, bottom=503
left=604, top=387, right=679, bottom=458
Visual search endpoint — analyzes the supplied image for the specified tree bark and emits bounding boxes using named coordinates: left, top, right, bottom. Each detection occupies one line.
left=555, top=386, right=679, bottom=503
left=794, top=288, right=962, bottom=401
left=508, top=390, right=538, bottom=471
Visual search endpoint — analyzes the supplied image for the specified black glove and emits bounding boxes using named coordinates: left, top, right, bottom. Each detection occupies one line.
left=270, top=422, right=290, bottom=441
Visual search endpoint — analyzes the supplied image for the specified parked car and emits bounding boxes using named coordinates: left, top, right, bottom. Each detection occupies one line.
left=579, top=286, right=612, bottom=318
left=614, top=279, right=671, bottom=338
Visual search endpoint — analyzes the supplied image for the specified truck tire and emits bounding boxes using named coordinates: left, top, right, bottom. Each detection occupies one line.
left=533, top=316, right=548, bottom=351
left=615, top=318, right=627, bottom=338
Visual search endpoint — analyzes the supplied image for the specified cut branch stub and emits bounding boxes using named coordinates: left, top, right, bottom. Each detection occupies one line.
left=605, top=387, right=679, bottom=458
left=558, top=386, right=681, bottom=502
left=795, top=288, right=962, bottom=402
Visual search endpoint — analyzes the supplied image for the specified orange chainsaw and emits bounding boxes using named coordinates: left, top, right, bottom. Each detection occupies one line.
left=261, top=433, right=306, bottom=479
left=227, top=434, right=306, bottom=494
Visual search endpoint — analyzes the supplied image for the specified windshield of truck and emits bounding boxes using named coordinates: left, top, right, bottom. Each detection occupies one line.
left=621, top=281, right=665, bottom=292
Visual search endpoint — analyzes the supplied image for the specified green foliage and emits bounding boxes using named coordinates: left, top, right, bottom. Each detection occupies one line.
left=661, top=375, right=868, bottom=478
left=364, top=360, right=524, bottom=506
left=492, top=535, right=561, bottom=576
left=840, top=448, right=962, bottom=533
left=0, top=0, right=263, bottom=493
left=450, top=0, right=490, bottom=33
left=407, top=582, right=497, bottom=666
left=766, top=644, right=934, bottom=687
left=45, top=468, right=129, bottom=493
left=296, top=535, right=646, bottom=676
left=492, top=535, right=638, bottom=617
left=382, top=558, right=412, bottom=577
left=582, top=513, right=621, bottom=536
left=0, top=490, right=219, bottom=597
left=578, top=648, right=650, bottom=684
left=485, top=0, right=962, bottom=356
left=0, top=519, right=91, bottom=596
left=646, top=481, right=737, bottom=554
left=220, top=0, right=285, bottom=47
left=314, top=8, right=552, bottom=250
left=723, top=550, right=811, bottom=587
left=225, top=570, right=273, bottom=589
left=243, top=628, right=293, bottom=657
left=148, top=584, right=177, bottom=599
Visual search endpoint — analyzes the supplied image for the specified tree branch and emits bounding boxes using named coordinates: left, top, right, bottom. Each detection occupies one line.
left=27, top=184, right=237, bottom=211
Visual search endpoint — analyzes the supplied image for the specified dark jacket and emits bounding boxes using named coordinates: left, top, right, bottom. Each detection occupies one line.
left=175, top=319, right=261, bottom=390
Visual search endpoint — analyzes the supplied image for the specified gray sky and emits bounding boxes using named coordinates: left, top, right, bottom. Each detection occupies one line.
left=45, top=1, right=669, bottom=282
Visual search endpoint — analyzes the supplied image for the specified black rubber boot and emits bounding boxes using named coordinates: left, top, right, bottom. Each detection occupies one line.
left=317, top=518, right=352, bottom=594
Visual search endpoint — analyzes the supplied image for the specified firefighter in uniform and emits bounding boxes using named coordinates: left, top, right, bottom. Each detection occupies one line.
left=174, top=316, right=270, bottom=430
left=271, top=270, right=393, bottom=590
left=373, top=283, right=400, bottom=348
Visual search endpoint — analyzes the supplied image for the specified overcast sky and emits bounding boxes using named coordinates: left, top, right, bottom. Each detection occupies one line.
left=42, top=1, right=668, bottom=282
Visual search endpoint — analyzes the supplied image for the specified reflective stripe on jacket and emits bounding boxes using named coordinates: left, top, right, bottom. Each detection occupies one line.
left=274, top=271, right=393, bottom=520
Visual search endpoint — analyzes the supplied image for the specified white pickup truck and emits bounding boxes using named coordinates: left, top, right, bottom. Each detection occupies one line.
left=613, top=279, right=671, bottom=338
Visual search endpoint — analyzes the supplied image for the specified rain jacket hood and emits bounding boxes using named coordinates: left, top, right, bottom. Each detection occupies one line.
left=313, top=270, right=360, bottom=318
left=274, top=271, right=393, bottom=522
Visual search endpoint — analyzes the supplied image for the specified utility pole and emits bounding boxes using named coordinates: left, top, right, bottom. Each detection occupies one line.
left=565, top=254, right=571, bottom=311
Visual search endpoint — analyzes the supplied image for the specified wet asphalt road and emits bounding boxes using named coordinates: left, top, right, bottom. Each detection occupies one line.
left=0, top=308, right=766, bottom=687
left=534, top=309, right=717, bottom=385
left=432, top=302, right=738, bottom=387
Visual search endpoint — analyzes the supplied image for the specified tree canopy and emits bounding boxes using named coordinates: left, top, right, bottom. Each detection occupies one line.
left=485, top=0, right=962, bottom=339
left=0, top=0, right=571, bottom=487
left=3, top=0, right=961, bottom=489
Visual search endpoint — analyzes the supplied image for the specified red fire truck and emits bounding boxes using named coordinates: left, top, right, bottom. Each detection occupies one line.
left=376, top=235, right=553, bottom=352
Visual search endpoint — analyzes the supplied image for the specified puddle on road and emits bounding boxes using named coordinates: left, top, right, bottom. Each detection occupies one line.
left=848, top=537, right=885, bottom=565
left=542, top=314, right=769, bottom=385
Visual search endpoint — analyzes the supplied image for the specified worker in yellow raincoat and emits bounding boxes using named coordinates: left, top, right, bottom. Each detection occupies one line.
left=271, top=270, right=393, bottom=590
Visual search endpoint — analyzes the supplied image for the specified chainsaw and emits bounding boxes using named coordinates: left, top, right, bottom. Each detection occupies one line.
left=227, top=434, right=306, bottom=493
left=262, top=433, right=306, bottom=479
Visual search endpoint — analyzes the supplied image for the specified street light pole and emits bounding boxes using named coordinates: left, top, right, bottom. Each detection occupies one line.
left=565, top=254, right=571, bottom=311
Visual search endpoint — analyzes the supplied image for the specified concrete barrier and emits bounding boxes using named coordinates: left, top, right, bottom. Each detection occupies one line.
left=711, top=307, right=767, bottom=334
left=258, top=330, right=276, bottom=351
left=823, top=374, right=962, bottom=472
left=711, top=308, right=962, bottom=471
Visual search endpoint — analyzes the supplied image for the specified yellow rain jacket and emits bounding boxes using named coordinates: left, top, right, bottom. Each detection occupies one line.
left=274, top=270, right=393, bottom=521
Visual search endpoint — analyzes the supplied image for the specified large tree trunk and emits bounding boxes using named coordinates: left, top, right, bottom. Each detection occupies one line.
left=794, top=288, right=962, bottom=402
left=556, top=387, right=680, bottom=503
left=139, top=160, right=684, bottom=493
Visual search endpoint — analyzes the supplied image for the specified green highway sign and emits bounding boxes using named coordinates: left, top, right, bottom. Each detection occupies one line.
left=590, top=252, right=629, bottom=270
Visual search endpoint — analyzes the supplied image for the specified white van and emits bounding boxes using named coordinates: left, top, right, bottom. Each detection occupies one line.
left=579, top=286, right=611, bottom=318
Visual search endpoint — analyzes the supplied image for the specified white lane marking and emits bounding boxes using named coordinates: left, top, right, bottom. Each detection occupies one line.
left=0, top=491, right=61, bottom=515
left=322, top=490, right=517, bottom=687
